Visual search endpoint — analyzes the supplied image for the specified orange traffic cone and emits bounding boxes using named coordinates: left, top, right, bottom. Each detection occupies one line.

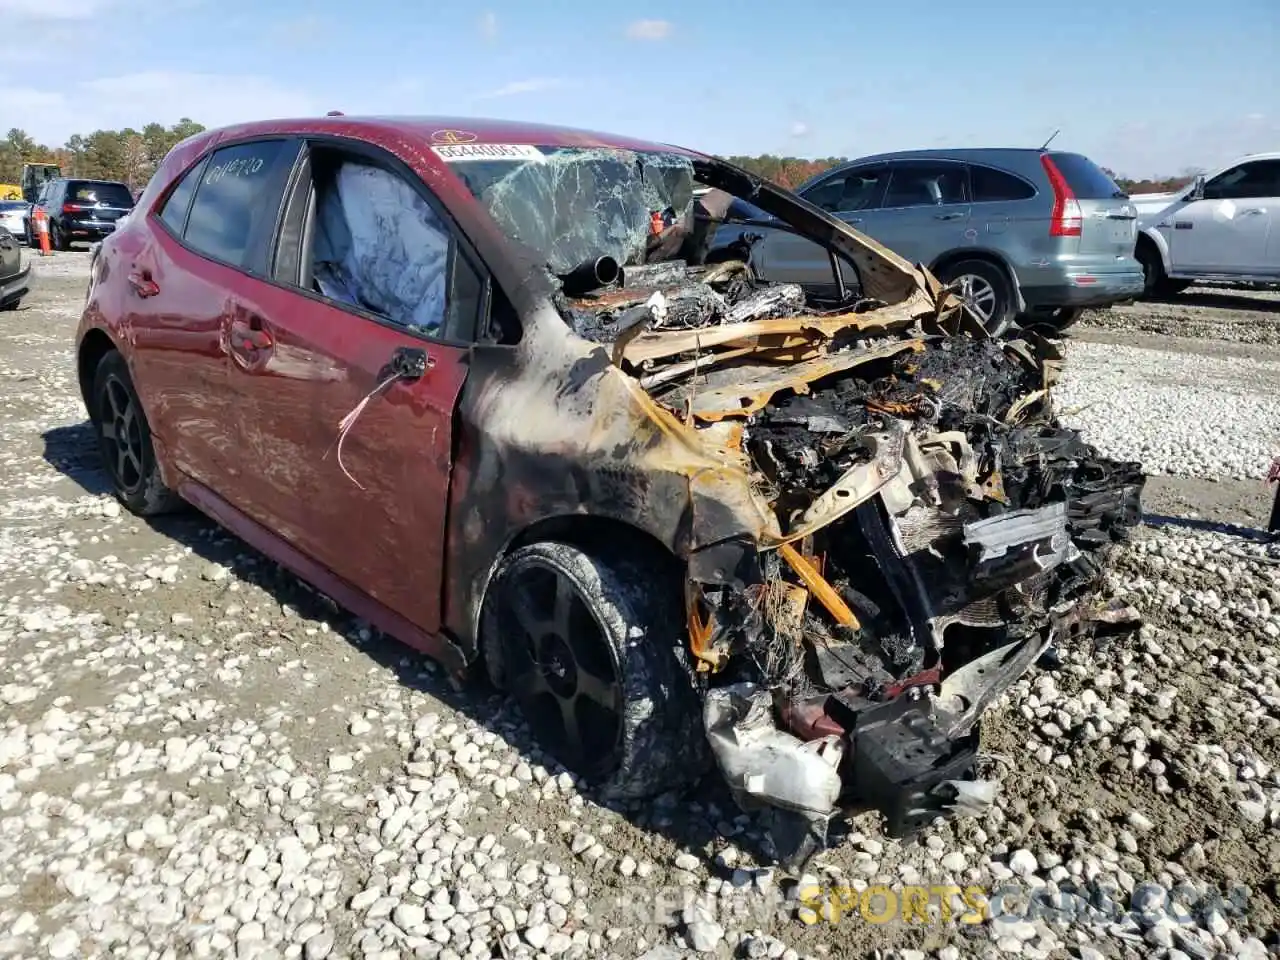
left=34, top=208, right=51, bottom=256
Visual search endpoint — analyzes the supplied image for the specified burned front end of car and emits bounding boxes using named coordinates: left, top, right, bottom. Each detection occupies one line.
left=456, top=144, right=1144, bottom=869
left=614, top=287, right=1144, bottom=867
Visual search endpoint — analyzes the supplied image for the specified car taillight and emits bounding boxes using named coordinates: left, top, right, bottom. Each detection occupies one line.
left=1040, top=155, right=1082, bottom=237
left=62, top=202, right=87, bottom=215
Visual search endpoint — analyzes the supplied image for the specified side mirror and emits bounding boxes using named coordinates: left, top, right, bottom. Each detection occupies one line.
left=1188, top=175, right=1206, bottom=201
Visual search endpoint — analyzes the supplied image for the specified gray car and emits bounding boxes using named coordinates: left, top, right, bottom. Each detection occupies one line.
left=0, top=228, right=33, bottom=311
left=714, top=148, right=1144, bottom=334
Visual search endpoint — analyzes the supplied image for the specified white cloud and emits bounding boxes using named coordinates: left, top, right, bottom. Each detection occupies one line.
left=789, top=121, right=811, bottom=138
left=474, top=77, right=567, bottom=100
left=625, top=19, right=672, bottom=41
left=0, top=71, right=318, bottom=145
left=479, top=10, right=498, bottom=41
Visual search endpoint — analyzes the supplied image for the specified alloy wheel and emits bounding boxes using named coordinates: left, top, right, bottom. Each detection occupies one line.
left=97, top=374, right=145, bottom=495
left=497, top=562, right=624, bottom=775
left=955, top=273, right=998, bottom=324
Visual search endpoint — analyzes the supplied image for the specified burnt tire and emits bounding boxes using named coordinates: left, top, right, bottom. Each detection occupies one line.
left=90, top=350, right=183, bottom=516
left=480, top=539, right=708, bottom=800
left=936, top=259, right=1016, bottom=336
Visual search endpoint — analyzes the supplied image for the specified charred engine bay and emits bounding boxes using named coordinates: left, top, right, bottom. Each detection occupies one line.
left=559, top=261, right=1146, bottom=705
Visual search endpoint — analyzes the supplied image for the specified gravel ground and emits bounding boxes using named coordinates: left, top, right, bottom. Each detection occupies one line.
left=0, top=251, right=1277, bottom=960
left=1079, top=286, right=1280, bottom=347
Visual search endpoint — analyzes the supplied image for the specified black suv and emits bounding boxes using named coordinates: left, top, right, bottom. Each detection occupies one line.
left=27, top=178, right=134, bottom=250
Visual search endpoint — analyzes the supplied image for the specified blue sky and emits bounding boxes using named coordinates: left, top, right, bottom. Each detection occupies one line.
left=1, top=0, right=1276, bottom=178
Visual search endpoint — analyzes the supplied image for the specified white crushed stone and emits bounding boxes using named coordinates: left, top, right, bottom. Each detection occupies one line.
left=0, top=250, right=1273, bottom=958
left=1055, top=340, right=1280, bottom=480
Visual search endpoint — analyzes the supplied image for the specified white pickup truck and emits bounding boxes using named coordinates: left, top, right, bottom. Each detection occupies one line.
left=1132, top=151, right=1280, bottom=296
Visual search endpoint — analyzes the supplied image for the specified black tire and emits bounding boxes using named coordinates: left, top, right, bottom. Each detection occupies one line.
left=480, top=539, right=708, bottom=800
left=936, top=258, right=1016, bottom=336
left=90, top=350, right=183, bottom=516
left=51, top=221, right=70, bottom=251
left=1136, top=241, right=1190, bottom=298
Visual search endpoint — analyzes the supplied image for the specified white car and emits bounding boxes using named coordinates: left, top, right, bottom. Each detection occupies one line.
left=0, top=200, right=28, bottom=243
left=1132, top=152, right=1280, bottom=296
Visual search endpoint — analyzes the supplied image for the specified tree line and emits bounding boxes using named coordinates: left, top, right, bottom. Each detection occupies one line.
left=725, top=153, right=1194, bottom=195
left=0, top=122, right=205, bottom=193
left=1, top=123, right=1193, bottom=198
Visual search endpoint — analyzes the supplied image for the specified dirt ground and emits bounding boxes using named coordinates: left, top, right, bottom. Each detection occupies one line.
left=0, top=251, right=1277, bottom=960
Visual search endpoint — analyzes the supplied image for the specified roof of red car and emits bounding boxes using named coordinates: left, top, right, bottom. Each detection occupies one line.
left=202, top=115, right=700, bottom=158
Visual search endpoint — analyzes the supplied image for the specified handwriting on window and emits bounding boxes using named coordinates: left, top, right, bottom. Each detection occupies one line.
left=205, top=156, right=266, bottom=186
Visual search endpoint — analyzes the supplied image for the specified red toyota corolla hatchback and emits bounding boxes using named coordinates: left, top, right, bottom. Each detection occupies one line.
left=74, top=114, right=1141, bottom=868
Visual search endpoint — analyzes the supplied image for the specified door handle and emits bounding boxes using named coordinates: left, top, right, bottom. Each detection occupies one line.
left=934, top=212, right=965, bottom=221
left=228, top=314, right=274, bottom=364
left=1240, top=208, right=1267, bottom=216
left=127, top=271, right=159, bottom=297
left=390, top=346, right=433, bottom=380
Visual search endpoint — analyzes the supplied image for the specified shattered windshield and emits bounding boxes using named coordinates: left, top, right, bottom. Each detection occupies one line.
left=443, top=146, right=696, bottom=276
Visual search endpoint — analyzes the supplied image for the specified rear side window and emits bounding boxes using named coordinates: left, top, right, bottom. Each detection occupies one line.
left=158, top=162, right=203, bottom=236
left=184, top=140, right=290, bottom=269
left=884, top=161, right=969, bottom=208
left=68, top=181, right=133, bottom=207
left=1045, top=152, right=1126, bottom=199
left=970, top=164, right=1036, bottom=202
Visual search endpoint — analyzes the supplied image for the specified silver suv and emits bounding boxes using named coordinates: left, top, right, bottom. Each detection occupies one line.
left=714, top=148, right=1144, bottom=334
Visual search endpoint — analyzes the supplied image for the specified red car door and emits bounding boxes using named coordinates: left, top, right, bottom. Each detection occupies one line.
left=120, top=138, right=301, bottom=489
left=112, top=153, right=233, bottom=487
left=220, top=144, right=474, bottom=636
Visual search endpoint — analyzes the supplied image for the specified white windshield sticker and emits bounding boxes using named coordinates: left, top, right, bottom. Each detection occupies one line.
left=432, top=143, right=546, bottom=163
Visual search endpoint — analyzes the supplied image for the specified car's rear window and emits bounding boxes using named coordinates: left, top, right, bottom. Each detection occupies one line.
left=1046, top=153, right=1127, bottom=199
left=67, top=182, right=134, bottom=207
left=0, top=201, right=26, bottom=212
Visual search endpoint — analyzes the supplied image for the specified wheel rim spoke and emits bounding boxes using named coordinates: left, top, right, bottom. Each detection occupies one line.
left=576, top=668, right=619, bottom=710
left=557, top=697, right=584, bottom=762
left=956, top=274, right=996, bottom=321
left=104, top=380, right=125, bottom=420
left=499, top=562, right=625, bottom=779
left=115, top=445, right=132, bottom=484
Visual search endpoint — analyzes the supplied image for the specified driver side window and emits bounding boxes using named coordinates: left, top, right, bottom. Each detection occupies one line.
left=272, top=144, right=516, bottom=344
left=311, top=158, right=450, bottom=336
left=1203, top=160, right=1280, bottom=201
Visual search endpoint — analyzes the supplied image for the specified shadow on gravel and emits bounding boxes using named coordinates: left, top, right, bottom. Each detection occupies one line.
left=1147, top=290, right=1280, bottom=315
left=1143, top=511, right=1276, bottom=543
left=38, top=419, right=798, bottom=871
